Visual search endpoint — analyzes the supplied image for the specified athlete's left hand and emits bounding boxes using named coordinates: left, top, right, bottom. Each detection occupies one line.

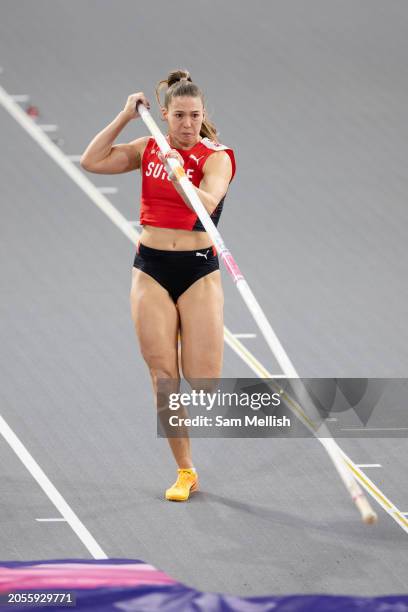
left=158, top=149, right=184, bottom=181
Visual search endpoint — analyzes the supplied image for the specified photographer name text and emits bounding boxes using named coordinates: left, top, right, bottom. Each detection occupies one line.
left=168, top=415, right=291, bottom=428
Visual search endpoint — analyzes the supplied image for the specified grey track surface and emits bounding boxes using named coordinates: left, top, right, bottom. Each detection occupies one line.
left=1, top=0, right=407, bottom=598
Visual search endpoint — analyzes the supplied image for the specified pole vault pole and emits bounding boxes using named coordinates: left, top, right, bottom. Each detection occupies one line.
left=136, top=102, right=377, bottom=525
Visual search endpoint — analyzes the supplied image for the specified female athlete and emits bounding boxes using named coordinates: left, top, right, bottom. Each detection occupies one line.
left=81, top=69, right=236, bottom=501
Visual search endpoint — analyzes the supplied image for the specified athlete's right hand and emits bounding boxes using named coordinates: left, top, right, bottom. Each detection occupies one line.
left=122, top=92, right=150, bottom=120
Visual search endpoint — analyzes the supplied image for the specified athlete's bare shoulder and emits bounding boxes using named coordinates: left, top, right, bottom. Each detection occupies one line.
left=201, top=138, right=235, bottom=183
left=202, top=149, right=232, bottom=174
left=200, top=137, right=233, bottom=152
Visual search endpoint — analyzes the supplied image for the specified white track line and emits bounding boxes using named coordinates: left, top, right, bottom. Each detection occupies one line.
left=1, top=83, right=407, bottom=535
left=355, top=464, right=382, bottom=468
left=98, top=186, right=118, bottom=194
left=0, top=84, right=138, bottom=243
left=233, top=333, right=257, bottom=339
left=38, top=124, right=58, bottom=132
left=66, top=154, right=82, bottom=162
left=0, top=415, right=107, bottom=558
left=36, top=518, right=67, bottom=522
left=10, top=94, right=30, bottom=102
left=338, top=452, right=408, bottom=534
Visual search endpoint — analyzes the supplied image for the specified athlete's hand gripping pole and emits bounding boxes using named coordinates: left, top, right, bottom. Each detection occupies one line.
left=136, top=102, right=377, bottom=525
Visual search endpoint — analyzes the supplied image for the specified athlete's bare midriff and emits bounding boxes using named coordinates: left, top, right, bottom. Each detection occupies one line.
left=139, top=225, right=213, bottom=251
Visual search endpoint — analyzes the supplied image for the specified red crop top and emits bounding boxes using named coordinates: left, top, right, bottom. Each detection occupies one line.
left=139, top=137, right=236, bottom=231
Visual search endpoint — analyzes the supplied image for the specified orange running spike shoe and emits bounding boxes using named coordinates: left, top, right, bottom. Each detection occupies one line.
left=165, top=468, right=199, bottom=501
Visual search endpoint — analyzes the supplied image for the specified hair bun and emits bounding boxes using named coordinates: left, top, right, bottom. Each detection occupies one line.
left=167, top=69, right=192, bottom=87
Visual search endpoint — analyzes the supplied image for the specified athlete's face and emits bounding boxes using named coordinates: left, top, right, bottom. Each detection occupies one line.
left=164, top=96, right=204, bottom=149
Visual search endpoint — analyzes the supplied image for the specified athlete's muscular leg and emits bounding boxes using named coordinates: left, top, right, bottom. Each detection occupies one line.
left=177, top=270, right=224, bottom=385
left=130, top=268, right=193, bottom=469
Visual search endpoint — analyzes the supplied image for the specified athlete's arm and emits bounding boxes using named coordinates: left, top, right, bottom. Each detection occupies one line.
left=81, top=131, right=149, bottom=174
left=171, top=151, right=233, bottom=215
left=80, top=92, right=150, bottom=174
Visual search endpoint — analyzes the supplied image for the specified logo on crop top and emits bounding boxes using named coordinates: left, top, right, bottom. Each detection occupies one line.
left=189, top=154, right=204, bottom=165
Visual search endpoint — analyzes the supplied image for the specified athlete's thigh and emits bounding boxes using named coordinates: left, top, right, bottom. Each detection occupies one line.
left=130, top=267, right=180, bottom=374
left=177, top=270, right=224, bottom=378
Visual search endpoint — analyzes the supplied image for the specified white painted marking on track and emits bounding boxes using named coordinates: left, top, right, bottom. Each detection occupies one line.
left=0, top=414, right=106, bottom=558
left=233, top=333, right=257, bottom=338
left=38, top=124, right=58, bottom=132
left=337, top=452, right=408, bottom=533
left=1, top=83, right=406, bottom=535
left=98, top=186, right=118, bottom=194
left=10, top=94, right=30, bottom=102
left=0, top=84, right=138, bottom=242
left=355, top=464, right=382, bottom=468
left=36, top=518, right=67, bottom=522
left=128, top=220, right=142, bottom=227
left=67, top=154, right=82, bottom=162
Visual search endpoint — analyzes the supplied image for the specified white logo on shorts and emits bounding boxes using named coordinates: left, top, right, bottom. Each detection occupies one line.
left=196, top=249, right=210, bottom=260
